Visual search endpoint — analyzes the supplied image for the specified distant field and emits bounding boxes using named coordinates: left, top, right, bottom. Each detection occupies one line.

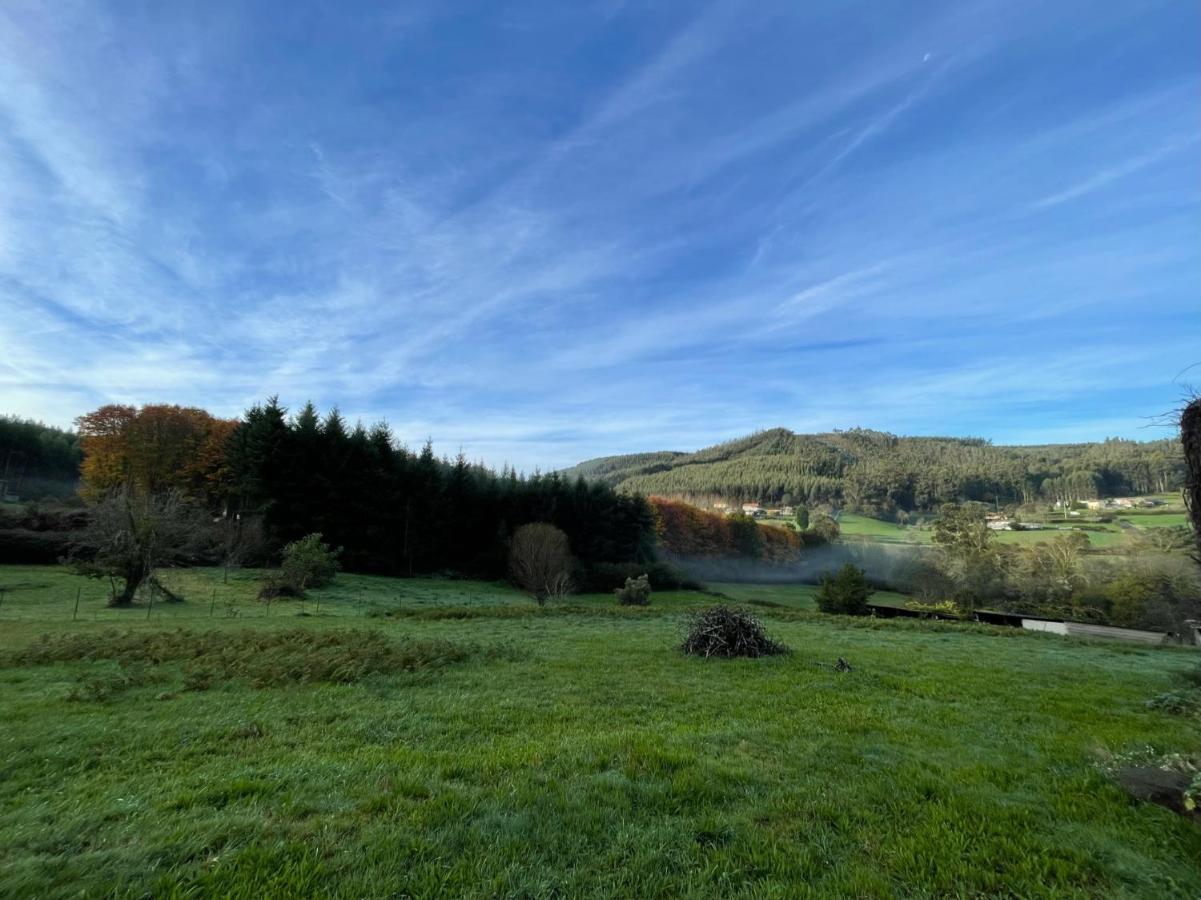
left=836, top=513, right=932, bottom=543
left=757, top=506, right=1195, bottom=550
left=1, top=565, right=1198, bottom=897
left=1127, top=512, right=1189, bottom=529
left=830, top=513, right=1139, bottom=549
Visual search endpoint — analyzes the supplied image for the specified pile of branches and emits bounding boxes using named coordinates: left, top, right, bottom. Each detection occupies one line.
left=681, top=605, right=789, bottom=658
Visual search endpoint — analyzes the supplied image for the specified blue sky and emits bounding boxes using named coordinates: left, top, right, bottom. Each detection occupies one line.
left=1, top=1, right=1198, bottom=470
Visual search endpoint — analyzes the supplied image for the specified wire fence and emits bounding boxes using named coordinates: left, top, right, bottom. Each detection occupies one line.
left=0, top=582, right=385, bottom=625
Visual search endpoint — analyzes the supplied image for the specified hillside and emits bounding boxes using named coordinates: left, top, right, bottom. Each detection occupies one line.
left=561, top=428, right=1184, bottom=514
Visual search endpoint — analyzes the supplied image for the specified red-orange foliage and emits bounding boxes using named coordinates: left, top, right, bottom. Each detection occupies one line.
left=651, top=497, right=733, bottom=557
left=761, top=521, right=802, bottom=561
left=651, top=497, right=802, bottom=561
left=76, top=403, right=238, bottom=504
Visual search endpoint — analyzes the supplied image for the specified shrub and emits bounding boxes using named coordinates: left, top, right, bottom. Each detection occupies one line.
left=280, top=533, right=341, bottom=591
left=509, top=522, right=573, bottom=605
left=615, top=574, right=651, bottom=606
left=574, top=560, right=702, bottom=593
left=681, top=605, right=789, bottom=658
left=902, top=599, right=964, bottom=619
left=815, top=563, right=874, bottom=615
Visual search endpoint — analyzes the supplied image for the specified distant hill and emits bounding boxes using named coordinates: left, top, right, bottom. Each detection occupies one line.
left=560, top=428, right=1184, bottom=514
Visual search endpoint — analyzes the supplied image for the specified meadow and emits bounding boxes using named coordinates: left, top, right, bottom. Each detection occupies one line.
left=1, top=565, right=1199, bottom=897
left=762, top=506, right=1187, bottom=551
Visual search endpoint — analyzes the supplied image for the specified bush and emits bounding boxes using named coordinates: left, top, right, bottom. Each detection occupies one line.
left=815, top=563, right=874, bottom=615
left=259, top=533, right=341, bottom=600
left=615, top=574, right=651, bottom=606
left=902, top=599, right=964, bottom=619
left=681, top=606, right=789, bottom=658
left=0, top=528, right=77, bottom=564
left=806, top=514, right=841, bottom=544
left=574, top=560, right=701, bottom=593
left=509, top=522, right=573, bottom=605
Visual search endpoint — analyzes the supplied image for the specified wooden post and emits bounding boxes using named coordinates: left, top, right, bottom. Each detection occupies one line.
left=73, top=587, right=81, bottom=621
left=210, top=587, right=217, bottom=618
left=146, top=588, right=154, bottom=620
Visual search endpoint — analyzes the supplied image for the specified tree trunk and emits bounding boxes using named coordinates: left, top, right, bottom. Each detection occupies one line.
left=111, top=567, right=144, bottom=607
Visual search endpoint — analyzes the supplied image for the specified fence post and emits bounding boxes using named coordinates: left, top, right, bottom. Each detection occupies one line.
left=146, top=586, right=154, bottom=620
left=73, top=587, right=81, bottom=621
left=315, top=593, right=320, bottom=616
left=210, top=588, right=216, bottom=618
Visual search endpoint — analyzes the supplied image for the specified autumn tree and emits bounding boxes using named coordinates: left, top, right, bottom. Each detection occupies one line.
left=509, top=523, right=574, bottom=605
left=75, top=486, right=211, bottom=605
left=76, top=404, right=237, bottom=506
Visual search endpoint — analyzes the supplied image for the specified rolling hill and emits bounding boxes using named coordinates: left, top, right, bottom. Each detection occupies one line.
left=561, top=428, right=1183, bottom=514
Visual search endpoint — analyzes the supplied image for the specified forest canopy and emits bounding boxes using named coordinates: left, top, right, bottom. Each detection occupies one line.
left=562, top=427, right=1184, bottom=514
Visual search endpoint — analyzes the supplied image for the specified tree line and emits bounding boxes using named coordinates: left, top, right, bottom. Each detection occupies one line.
left=0, top=416, right=82, bottom=499
left=70, top=399, right=658, bottom=581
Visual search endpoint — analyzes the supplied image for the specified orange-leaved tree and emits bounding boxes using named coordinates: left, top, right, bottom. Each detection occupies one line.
left=76, top=403, right=238, bottom=505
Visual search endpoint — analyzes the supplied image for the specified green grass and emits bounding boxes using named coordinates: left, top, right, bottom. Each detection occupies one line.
left=1, top=565, right=1199, bottom=897
left=837, top=513, right=932, bottom=543
left=707, top=581, right=912, bottom=611
left=1126, top=513, right=1190, bottom=529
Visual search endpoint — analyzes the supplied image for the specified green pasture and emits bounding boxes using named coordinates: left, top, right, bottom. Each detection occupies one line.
left=1, top=565, right=1198, bottom=897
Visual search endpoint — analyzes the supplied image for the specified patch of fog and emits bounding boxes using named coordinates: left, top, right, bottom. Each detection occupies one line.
left=671, top=542, right=935, bottom=588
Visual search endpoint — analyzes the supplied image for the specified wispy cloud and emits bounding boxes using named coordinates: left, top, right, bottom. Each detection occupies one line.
left=1031, top=136, right=1200, bottom=209
left=0, top=0, right=1197, bottom=469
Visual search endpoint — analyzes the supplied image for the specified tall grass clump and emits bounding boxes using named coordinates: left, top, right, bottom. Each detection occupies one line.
left=5, top=628, right=507, bottom=687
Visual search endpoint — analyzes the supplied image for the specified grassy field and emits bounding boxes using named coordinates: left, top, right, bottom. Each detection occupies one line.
left=1, top=565, right=1199, bottom=897
left=708, top=582, right=912, bottom=611
left=766, top=503, right=1195, bottom=551
left=1125, top=512, right=1190, bottom=529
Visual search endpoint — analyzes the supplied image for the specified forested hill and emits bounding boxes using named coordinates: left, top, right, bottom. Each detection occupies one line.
left=561, top=428, right=1184, bottom=514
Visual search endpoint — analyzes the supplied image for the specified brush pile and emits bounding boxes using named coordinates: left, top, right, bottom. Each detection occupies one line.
left=680, top=605, right=789, bottom=658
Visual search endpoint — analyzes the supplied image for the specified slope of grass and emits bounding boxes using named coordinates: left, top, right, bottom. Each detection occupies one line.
left=1, top=565, right=1199, bottom=897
